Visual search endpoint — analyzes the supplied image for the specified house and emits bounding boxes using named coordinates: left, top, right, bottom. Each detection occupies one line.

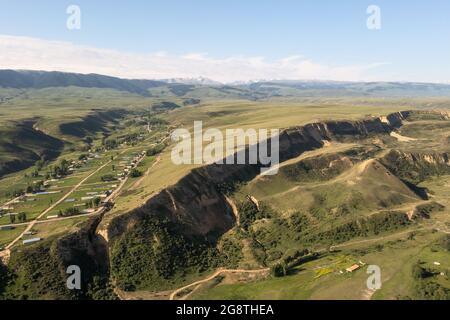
left=23, top=238, right=42, bottom=245
left=5, top=213, right=19, bottom=217
left=0, top=226, right=15, bottom=231
left=346, top=264, right=361, bottom=273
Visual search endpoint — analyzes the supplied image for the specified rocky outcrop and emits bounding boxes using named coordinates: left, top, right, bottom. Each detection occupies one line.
left=381, top=149, right=450, bottom=184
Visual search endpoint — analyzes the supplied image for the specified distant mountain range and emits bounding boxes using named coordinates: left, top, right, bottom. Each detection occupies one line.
left=0, top=70, right=164, bottom=96
left=160, top=77, right=223, bottom=86
left=2, top=70, right=450, bottom=99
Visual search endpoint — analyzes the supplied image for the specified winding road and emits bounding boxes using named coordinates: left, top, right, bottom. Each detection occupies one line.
left=169, top=268, right=270, bottom=300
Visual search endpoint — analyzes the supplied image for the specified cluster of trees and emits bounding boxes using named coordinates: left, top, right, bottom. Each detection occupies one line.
left=310, top=211, right=410, bottom=245
left=271, top=249, right=318, bottom=277
left=86, top=197, right=102, bottom=209
left=412, top=261, right=450, bottom=300
left=284, top=154, right=351, bottom=183
left=0, top=261, right=8, bottom=296
left=219, top=238, right=243, bottom=269
left=147, top=116, right=169, bottom=126
left=59, top=207, right=81, bottom=217
left=215, top=180, right=245, bottom=196
left=26, top=181, right=44, bottom=194
left=415, top=280, right=450, bottom=300
left=121, top=133, right=141, bottom=145
left=183, top=98, right=201, bottom=106
left=110, top=215, right=220, bottom=292
left=152, top=101, right=181, bottom=112
left=9, top=212, right=27, bottom=224
left=289, top=212, right=310, bottom=233
left=146, top=143, right=166, bottom=157
left=49, top=159, right=70, bottom=178
left=103, top=138, right=119, bottom=150
left=412, top=262, right=433, bottom=280
left=2, top=189, right=25, bottom=199
left=413, top=202, right=445, bottom=219
left=238, top=200, right=273, bottom=231
left=129, top=169, right=143, bottom=178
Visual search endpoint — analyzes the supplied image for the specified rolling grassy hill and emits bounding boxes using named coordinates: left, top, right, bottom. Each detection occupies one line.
left=0, top=70, right=165, bottom=96
left=1, top=70, right=450, bottom=300
left=0, top=120, right=64, bottom=177
left=3, top=70, right=450, bottom=101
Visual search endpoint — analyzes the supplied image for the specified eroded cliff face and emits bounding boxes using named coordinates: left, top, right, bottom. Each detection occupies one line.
left=100, top=111, right=426, bottom=292
left=106, top=111, right=417, bottom=242
left=381, top=149, right=450, bottom=184
left=2, top=215, right=113, bottom=300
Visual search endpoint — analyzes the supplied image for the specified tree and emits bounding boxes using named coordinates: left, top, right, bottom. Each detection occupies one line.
left=18, top=212, right=27, bottom=223
left=147, top=143, right=166, bottom=156
left=412, top=262, right=432, bottom=279
left=130, top=169, right=143, bottom=178
left=9, top=215, right=16, bottom=224
left=271, top=262, right=287, bottom=277
left=94, top=197, right=102, bottom=207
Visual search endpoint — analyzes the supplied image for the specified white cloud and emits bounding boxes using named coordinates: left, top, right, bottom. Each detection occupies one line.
left=0, top=34, right=386, bottom=83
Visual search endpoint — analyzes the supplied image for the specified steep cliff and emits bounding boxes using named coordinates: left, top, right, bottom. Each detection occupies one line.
left=104, top=110, right=425, bottom=291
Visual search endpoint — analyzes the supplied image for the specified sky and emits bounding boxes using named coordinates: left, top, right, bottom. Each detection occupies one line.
left=0, top=0, right=449, bottom=83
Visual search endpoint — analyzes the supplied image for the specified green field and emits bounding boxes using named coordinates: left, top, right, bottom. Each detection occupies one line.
left=1, top=81, right=450, bottom=300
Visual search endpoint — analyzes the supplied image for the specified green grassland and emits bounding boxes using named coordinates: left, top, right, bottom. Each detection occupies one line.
left=190, top=230, right=449, bottom=300
left=0, top=226, right=27, bottom=248
left=1, top=82, right=450, bottom=300
left=176, top=111, right=450, bottom=300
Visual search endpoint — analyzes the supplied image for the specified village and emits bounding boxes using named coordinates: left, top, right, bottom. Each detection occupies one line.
left=0, top=117, right=169, bottom=251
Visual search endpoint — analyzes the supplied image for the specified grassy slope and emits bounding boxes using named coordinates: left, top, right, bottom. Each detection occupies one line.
left=2, top=89, right=450, bottom=300
left=186, top=114, right=450, bottom=300
left=102, top=99, right=411, bottom=224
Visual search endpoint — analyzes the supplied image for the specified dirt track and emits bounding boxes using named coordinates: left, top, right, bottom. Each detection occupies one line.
left=169, top=268, right=270, bottom=300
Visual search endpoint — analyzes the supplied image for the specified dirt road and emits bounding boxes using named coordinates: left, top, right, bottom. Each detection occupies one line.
left=4, top=156, right=115, bottom=251
left=169, top=268, right=270, bottom=300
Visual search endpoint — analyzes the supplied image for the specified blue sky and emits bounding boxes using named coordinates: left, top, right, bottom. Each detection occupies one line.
left=0, top=0, right=449, bottom=82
